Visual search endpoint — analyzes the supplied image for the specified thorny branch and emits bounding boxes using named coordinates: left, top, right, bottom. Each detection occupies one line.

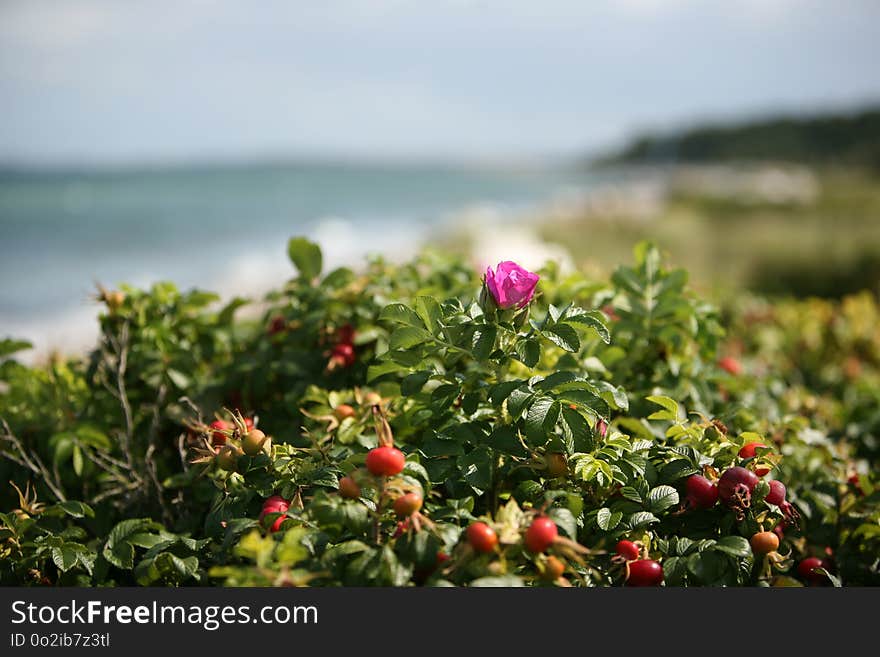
left=109, top=320, right=136, bottom=470
left=0, top=417, right=67, bottom=502
left=146, top=383, right=170, bottom=523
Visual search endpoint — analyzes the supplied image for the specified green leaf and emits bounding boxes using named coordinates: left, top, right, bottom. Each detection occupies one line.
left=414, top=296, right=442, bottom=335
left=51, top=546, right=78, bottom=572
left=166, top=368, right=190, bottom=389
left=660, top=460, right=700, bottom=481
left=402, top=460, right=430, bottom=485
left=287, top=237, right=322, bottom=279
left=816, top=568, right=842, bottom=587
left=507, top=388, right=535, bottom=419
left=217, top=297, right=249, bottom=324
left=647, top=485, right=679, bottom=513
left=548, top=508, right=577, bottom=539
left=366, top=361, right=405, bottom=382
left=489, top=380, right=522, bottom=405
left=714, top=536, right=752, bottom=558
left=471, top=325, right=497, bottom=360
left=390, top=326, right=431, bottom=350
left=525, top=397, right=558, bottom=443
left=646, top=395, right=678, bottom=413
left=560, top=405, right=594, bottom=453
left=457, top=446, right=493, bottom=494
left=103, top=518, right=163, bottom=570
left=542, top=323, right=581, bottom=353
left=594, top=382, right=629, bottom=411
left=55, top=501, right=95, bottom=519
left=627, top=511, right=660, bottom=529
left=646, top=395, right=679, bottom=421
left=489, top=425, right=528, bottom=457
left=596, top=507, right=623, bottom=531
left=0, top=338, right=32, bottom=358
left=401, top=371, right=432, bottom=396
left=565, top=310, right=611, bottom=343
left=620, top=486, right=643, bottom=503
left=379, top=303, right=424, bottom=328
left=513, top=338, right=541, bottom=367
left=72, top=445, right=83, bottom=477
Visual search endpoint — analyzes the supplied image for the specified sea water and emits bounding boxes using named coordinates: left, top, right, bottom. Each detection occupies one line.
left=0, top=160, right=601, bottom=355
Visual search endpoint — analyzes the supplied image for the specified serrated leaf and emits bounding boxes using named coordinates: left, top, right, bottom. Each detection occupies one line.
left=627, top=511, right=660, bottom=529
left=401, top=370, right=432, bottom=396
left=103, top=518, right=162, bottom=570
left=594, top=381, right=629, bottom=411
left=714, top=535, right=751, bottom=558
left=472, top=325, right=497, bottom=360
left=366, top=361, right=404, bottom=382
left=51, top=546, right=78, bottom=572
left=660, top=460, right=700, bottom=481
left=457, top=446, right=493, bottom=494
left=514, top=338, right=540, bottom=368
left=647, top=485, right=679, bottom=513
left=646, top=395, right=679, bottom=414
left=565, top=310, right=611, bottom=343
left=542, top=323, right=580, bottom=353
left=560, top=405, right=594, bottom=453
left=414, top=296, right=441, bottom=335
left=525, top=397, right=558, bottom=443
left=390, top=326, right=431, bottom=350
left=379, top=303, right=424, bottom=328
left=548, top=508, right=577, bottom=539
left=596, top=507, right=623, bottom=531
left=621, top=486, right=643, bottom=503
left=55, top=501, right=95, bottom=519
left=489, top=380, right=522, bottom=405
left=507, top=388, right=534, bottom=419
left=402, top=460, right=430, bottom=484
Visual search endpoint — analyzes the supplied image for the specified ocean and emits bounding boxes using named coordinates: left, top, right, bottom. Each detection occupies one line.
left=0, top=161, right=603, bottom=357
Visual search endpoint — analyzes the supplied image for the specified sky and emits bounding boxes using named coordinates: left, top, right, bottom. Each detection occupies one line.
left=1, top=0, right=879, bottom=166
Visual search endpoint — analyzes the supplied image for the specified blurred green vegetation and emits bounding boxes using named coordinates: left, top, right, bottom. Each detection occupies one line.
left=539, top=169, right=880, bottom=299
left=599, top=107, right=880, bottom=171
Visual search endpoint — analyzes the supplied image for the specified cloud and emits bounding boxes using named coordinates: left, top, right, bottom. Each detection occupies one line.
left=0, top=0, right=114, bottom=47
left=1, top=0, right=879, bottom=163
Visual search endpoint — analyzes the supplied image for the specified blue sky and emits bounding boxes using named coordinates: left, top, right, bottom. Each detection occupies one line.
left=1, top=0, right=879, bottom=165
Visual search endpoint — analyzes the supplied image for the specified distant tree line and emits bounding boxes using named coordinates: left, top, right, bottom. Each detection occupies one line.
left=599, top=107, right=880, bottom=170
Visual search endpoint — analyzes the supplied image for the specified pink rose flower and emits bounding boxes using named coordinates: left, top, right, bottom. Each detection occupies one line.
left=484, top=261, right=540, bottom=310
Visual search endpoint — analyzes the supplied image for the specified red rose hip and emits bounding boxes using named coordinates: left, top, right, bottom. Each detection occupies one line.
left=365, top=446, right=406, bottom=477
left=524, top=516, right=558, bottom=553
left=627, top=559, right=664, bottom=586
left=718, top=466, right=759, bottom=506
left=766, top=480, right=786, bottom=506
left=466, top=522, right=498, bottom=553
left=210, top=419, right=231, bottom=445
left=685, top=474, right=718, bottom=509
left=797, top=557, right=826, bottom=584
left=393, top=493, right=423, bottom=518
left=718, top=356, right=742, bottom=376
left=615, top=539, right=640, bottom=562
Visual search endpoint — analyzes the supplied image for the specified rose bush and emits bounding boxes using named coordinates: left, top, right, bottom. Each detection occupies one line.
left=0, top=239, right=877, bottom=586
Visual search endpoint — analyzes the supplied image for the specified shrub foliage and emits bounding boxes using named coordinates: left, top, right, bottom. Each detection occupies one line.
left=1, top=239, right=877, bottom=586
